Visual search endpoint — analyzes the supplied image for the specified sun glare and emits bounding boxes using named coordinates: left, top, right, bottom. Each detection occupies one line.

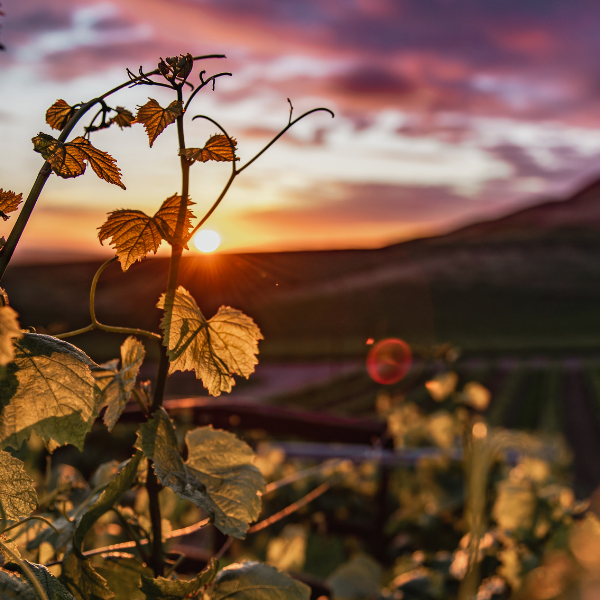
left=194, top=230, right=221, bottom=253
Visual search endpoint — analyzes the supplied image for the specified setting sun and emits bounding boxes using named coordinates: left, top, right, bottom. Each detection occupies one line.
left=194, top=229, right=221, bottom=253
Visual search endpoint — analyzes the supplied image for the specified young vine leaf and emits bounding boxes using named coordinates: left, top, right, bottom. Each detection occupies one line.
left=45, top=99, right=77, bottom=131
left=133, top=98, right=183, bottom=147
left=0, top=451, right=37, bottom=520
left=61, top=549, right=113, bottom=600
left=98, top=194, right=195, bottom=271
left=109, top=107, right=135, bottom=129
left=32, top=134, right=125, bottom=188
left=94, top=336, right=145, bottom=431
left=0, top=305, right=22, bottom=366
left=3, top=561, right=77, bottom=600
left=157, top=287, right=263, bottom=396
left=0, top=190, right=23, bottom=221
left=206, top=562, right=311, bottom=600
left=179, top=134, right=238, bottom=163
left=140, top=558, right=217, bottom=600
left=0, top=334, right=98, bottom=451
left=135, top=408, right=265, bottom=538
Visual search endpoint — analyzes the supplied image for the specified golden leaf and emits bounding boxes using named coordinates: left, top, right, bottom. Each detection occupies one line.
left=69, top=137, right=125, bottom=189
left=32, top=133, right=86, bottom=179
left=0, top=306, right=22, bottom=366
left=154, top=194, right=196, bottom=245
left=98, top=210, right=162, bottom=271
left=133, top=98, right=183, bottom=147
left=45, top=99, right=76, bottom=131
left=180, top=134, right=238, bottom=163
left=0, top=190, right=22, bottom=221
left=157, top=286, right=263, bottom=396
left=110, top=106, right=135, bottom=129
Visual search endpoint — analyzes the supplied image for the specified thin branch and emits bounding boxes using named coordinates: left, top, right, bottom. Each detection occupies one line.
left=183, top=71, right=232, bottom=112
left=2, top=516, right=59, bottom=536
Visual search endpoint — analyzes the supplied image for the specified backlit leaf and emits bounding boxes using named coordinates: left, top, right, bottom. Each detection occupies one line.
left=0, top=189, right=22, bottom=221
left=0, top=333, right=98, bottom=451
left=133, top=99, right=183, bottom=147
left=94, top=337, right=145, bottom=431
left=73, top=452, right=143, bottom=552
left=69, top=137, right=125, bottom=189
left=109, top=107, right=135, bottom=129
left=4, top=560, right=77, bottom=600
left=46, top=99, right=77, bottom=131
left=135, top=408, right=265, bottom=538
left=0, top=534, right=21, bottom=562
left=32, top=133, right=85, bottom=179
left=61, top=549, right=114, bottom=600
left=0, top=450, right=37, bottom=520
left=98, top=210, right=162, bottom=271
left=206, top=561, right=310, bottom=600
left=140, top=558, right=217, bottom=600
left=0, top=306, right=22, bottom=366
left=180, top=134, right=237, bottom=163
left=153, top=194, right=196, bottom=245
left=94, top=555, right=151, bottom=600
left=157, top=287, right=262, bottom=396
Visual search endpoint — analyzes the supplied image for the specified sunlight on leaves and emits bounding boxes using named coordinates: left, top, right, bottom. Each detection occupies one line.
left=153, top=194, right=196, bottom=245
left=0, top=334, right=98, bottom=451
left=4, top=560, right=77, bottom=600
left=133, top=99, right=183, bottom=147
left=0, top=450, right=37, bottom=520
left=61, top=549, right=113, bottom=600
left=0, top=306, right=22, bottom=366
left=46, top=99, right=77, bottom=131
left=180, top=134, right=238, bottom=163
left=94, top=336, right=145, bottom=431
left=0, top=534, right=21, bottom=563
left=158, top=287, right=263, bottom=396
left=69, top=137, right=125, bottom=189
left=0, top=190, right=22, bottom=221
left=135, top=408, right=265, bottom=538
left=140, top=558, right=217, bottom=600
left=109, top=107, right=135, bottom=129
left=206, top=561, right=310, bottom=600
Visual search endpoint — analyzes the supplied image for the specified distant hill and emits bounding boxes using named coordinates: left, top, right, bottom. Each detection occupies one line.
left=5, top=176, right=600, bottom=360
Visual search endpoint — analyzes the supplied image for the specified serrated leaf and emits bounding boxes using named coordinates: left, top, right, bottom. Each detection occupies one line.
left=140, top=558, right=217, bottom=600
left=0, top=534, right=21, bottom=562
left=32, top=133, right=86, bottom=179
left=0, top=189, right=23, bottom=221
left=73, top=452, right=142, bottom=553
left=94, top=555, right=151, bottom=600
left=94, top=337, right=145, bottom=431
left=135, top=409, right=265, bottom=538
left=180, top=134, right=237, bottom=163
left=98, top=195, right=196, bottom=271
left=69, top=137, right=125, bottom=189
left=153, top=193, right=196, bottom=245
left=0, top=450, right=37, bottom=520
left=0, top=333, right=98, bottom=451
left=5, top=560, right=77, bottom=600
left=46, top=100, right=77, bottom=131
left=109, top=107, right=135, bottom=129
left=206, top=561, right=310, bottom=600
left=61, top=549, right=114, bottom=600
left=157, top=287, right=262, bottom=396
left=0, top=305, right=22, bottom=366
left=133, top=99, right=183, bottom=147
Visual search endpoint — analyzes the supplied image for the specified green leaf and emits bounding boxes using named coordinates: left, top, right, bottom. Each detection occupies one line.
left=94, top=555, right=152, bottom=600
left=4, top=560, right=77, bottom=600
left=0, top=450, right=37, bottom=520
left=94, top=337, right=145, bottom=431
left=73, top=452, right=143, bottom=552
left=206, top=561, right=310, bottom=600
left=139, top=557, right=217, bottom=600
left=61, top=549, right=113, bottom=600
left=135, top=409, right=265, bottom=538
left=157, top=287, right=262, bottom=396
left=0, top=334, right=98, bottom=451
left=0, top=305, right=22, bottom=366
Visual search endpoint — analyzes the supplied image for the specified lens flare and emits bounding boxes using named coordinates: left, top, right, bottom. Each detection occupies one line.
left=366, top=338, right=412, bottom=385
left=194, top=229, right=220, bottom=253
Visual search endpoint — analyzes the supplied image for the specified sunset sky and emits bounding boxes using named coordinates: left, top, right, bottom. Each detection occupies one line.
left=2, top=0, right=600, bottom=261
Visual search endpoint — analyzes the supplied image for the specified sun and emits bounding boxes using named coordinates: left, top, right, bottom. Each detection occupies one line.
left=194, top=229, right=221, bottom=253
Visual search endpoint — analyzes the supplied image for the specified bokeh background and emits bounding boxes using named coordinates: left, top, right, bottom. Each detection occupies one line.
left=3, top=0, right=600, bottom=260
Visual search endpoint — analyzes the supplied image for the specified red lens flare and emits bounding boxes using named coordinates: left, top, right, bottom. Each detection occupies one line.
left=366, top=338, right=412, bottom=385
